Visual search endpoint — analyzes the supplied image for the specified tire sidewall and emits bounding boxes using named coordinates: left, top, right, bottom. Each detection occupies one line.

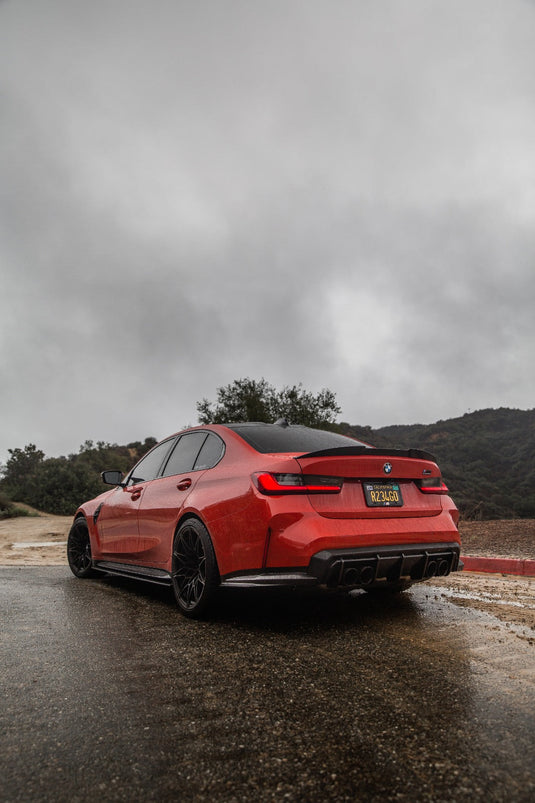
left=67, top=517, right=96, bottom=578
left=172, top=518, right=219, bottom=618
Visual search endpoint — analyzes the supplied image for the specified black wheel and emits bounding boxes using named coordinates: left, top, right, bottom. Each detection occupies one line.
left=171, top=519, right=219, bottom=618
left=67, top=517, right=97, bottom=578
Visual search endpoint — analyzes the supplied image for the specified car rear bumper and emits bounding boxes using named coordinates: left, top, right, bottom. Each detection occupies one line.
left=308, top=542, right=462, bottom=588
left=220, top=541, right=462, bottom=590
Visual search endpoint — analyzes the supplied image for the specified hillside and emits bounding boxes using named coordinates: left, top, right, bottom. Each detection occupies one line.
left=2, top=409, right=534, bottom=519
left=340, top=408, right=535, bottom=519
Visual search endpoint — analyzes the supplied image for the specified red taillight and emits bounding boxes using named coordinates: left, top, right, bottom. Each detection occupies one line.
left=417, top=478, right=449, bottom=494
left=253, top=472, right=343, bottom=495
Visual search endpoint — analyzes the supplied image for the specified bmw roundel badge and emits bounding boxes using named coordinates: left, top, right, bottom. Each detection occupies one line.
left=383, top=462, right=393, bottom=474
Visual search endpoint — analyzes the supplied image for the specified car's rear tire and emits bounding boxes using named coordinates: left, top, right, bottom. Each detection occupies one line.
left=171, top=519, right=219, bottom=618
left=67, top=517, right=97, bottom=578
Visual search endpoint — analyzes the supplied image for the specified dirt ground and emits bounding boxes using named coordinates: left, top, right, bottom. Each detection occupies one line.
left=0, top=507, right=71, bottom=566
left=458, top=518, right=535, bottom=559
left=1, top=512, right=534, bottom=636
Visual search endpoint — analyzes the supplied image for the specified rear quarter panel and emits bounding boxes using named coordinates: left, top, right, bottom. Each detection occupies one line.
left=186, top=450, right=306, bottom=576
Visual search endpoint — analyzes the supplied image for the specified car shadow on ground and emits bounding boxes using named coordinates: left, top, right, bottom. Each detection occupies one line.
left=95, top=573, right=423, bottom=635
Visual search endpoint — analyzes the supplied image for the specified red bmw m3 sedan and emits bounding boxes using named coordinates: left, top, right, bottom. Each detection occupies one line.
left=67, top=421, right=461, bottom=617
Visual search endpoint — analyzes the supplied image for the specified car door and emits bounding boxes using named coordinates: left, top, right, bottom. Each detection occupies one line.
left=97, top=438, right=176, bottom=559
left=132, top=431, right=216, bottom=565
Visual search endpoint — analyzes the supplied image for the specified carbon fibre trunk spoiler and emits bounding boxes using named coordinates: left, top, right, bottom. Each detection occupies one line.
left=299, top=446, right=437, bottom=462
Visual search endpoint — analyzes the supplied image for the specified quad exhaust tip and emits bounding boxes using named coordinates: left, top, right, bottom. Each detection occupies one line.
left=314, top=544, right=460, bottom=589
left=343, top=565, right=375, bottom=586
left=341, top=557, right=452, bottom=586
left=425, top=558, right=451, bottom=578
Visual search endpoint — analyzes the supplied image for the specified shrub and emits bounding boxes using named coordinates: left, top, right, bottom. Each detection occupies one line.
left=0, top=492, right=34, bottom=519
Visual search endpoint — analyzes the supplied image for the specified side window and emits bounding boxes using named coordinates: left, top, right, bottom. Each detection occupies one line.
left=161, top=432, right=208, bottom=477
left=128, top=439, right=175, bottom=484
left=193, top=433, right=224, bottom=470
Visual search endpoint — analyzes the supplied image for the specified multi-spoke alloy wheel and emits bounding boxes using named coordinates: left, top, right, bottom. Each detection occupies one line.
left=172, top=519, right=218, bottom=617
left=67, top=518, right=97, bottom=578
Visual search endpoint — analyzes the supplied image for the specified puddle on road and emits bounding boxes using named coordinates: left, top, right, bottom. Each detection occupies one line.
left=409, top=582, right=535, bottom=687
left=432, top=585, right=535, bottom=610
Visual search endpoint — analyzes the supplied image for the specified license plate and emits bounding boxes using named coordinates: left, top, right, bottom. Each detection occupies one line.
left=364, top=482, right=403, bottom=507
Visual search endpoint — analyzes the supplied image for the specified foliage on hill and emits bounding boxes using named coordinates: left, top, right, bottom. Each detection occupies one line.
left=339, top=408, right=535, bottom=519
left=1, top=408, right=534, bottom=519
left=0, top=438, right=157, bottom=516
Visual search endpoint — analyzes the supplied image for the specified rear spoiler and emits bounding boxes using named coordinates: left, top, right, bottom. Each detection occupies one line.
left=299, top=446, right=437, bottom=462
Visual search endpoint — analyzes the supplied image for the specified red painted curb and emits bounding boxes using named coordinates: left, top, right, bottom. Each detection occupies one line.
left=460, top=555, right=535, bottom=577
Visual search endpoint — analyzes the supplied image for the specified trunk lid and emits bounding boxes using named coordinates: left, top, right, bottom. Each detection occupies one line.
left=296, top=447, right=444, bottom=519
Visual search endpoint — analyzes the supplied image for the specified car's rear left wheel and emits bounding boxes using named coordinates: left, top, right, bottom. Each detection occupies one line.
left=67, top=517, right=97, bottom=578
left=171, top=519, right=219, bottom=618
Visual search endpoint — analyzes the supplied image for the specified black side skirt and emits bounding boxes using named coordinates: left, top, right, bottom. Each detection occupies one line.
left=93, top=561, right=172, bottom=586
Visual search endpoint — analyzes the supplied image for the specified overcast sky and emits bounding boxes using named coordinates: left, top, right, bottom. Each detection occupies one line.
left=1, top=0, right=534, bottom=462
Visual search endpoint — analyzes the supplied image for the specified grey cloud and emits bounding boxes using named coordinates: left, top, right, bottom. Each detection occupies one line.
left=1, top=0, right=534, bottom=460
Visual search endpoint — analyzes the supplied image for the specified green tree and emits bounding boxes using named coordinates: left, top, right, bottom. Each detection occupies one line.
left=1, top=444, right=45, bottom=502
left=0, top=438, right=158, bottom=515
left=197, top=378, right=341, bottom=428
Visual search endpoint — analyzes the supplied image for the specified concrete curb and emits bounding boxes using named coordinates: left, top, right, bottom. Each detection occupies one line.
left=461, top=555, right=535, bottom=577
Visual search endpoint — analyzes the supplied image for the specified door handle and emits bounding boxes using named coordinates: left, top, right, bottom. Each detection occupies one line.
left=177, top=478, right=192, bottom=491
left=125, top=485, right=143, bottom=501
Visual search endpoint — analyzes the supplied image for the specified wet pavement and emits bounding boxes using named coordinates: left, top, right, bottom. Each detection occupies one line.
left=1, top=567, right=534, bottom=802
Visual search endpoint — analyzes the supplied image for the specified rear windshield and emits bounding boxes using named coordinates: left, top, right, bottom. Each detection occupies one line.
left=226, top=423, right=370, bottom=454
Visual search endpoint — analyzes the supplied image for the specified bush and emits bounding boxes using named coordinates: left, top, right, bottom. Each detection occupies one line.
left=0, top=492, right=34, bottom=520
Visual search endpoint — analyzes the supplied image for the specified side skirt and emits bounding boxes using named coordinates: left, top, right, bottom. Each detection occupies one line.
left=220, top=571, right=318, bottom=588
left=93, top=560, right=172, bottom=586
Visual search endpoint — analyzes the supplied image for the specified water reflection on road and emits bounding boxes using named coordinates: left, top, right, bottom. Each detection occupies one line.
left=1, top=567, right=534, bottom=801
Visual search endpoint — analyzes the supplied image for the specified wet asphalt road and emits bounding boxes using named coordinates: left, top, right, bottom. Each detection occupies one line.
left=1, top=567, right=534, bottom=802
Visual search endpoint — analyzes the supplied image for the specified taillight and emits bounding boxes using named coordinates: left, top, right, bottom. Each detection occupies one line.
left=417, top=477, right=449, bottom=494
left=253, top=472, right=343, bottom=495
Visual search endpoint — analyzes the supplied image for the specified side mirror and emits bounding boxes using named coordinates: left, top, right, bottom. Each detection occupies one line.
left=101, top=470, right=124, bottom=486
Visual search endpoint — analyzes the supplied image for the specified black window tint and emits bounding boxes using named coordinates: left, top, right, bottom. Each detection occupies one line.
left=193, top=433, right=224, bottom=470
left=226, top=424, right=369, bottom=453
left=129, top=439, right=175, bottom=483
left=162, top=432, right=208, bottom=477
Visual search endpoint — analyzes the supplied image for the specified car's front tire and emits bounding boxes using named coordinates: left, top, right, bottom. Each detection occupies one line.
left=67, top=517, right=97, bottom=578
left=171, top=518, right=219, bottom=618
